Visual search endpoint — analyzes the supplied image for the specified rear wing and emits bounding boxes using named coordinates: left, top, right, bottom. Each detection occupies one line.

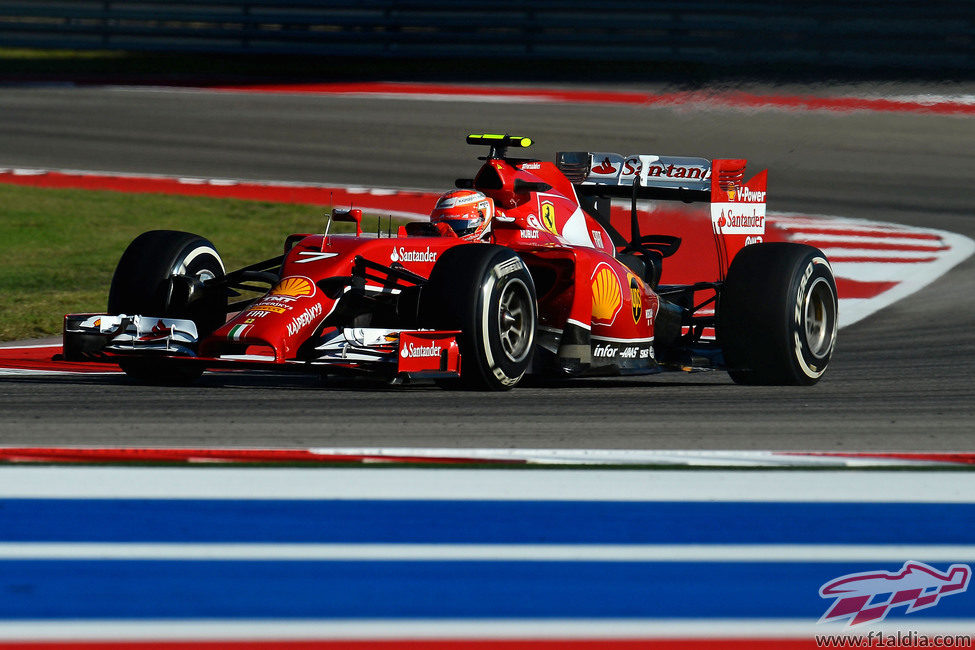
left=557, top=151, right=769, bottom=278
left=556, top=151, right=764, bottom=202
left=557, top=152, right=711, bottom=196
left=556, top=149, right=767, bottom=233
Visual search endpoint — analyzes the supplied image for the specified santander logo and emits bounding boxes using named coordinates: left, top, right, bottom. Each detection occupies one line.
left=591, top=157, right=619, bottom=175
left=391, top=247, right=437, bottom=264
left=401, top=342, right=442, bottom=358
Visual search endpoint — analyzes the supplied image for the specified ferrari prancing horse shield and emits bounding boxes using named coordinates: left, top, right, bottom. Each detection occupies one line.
left=540, top=202, right=559, bottom=236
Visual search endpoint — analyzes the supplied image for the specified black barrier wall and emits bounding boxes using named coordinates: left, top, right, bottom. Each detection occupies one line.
left=0, top=1, right=972, bottom=74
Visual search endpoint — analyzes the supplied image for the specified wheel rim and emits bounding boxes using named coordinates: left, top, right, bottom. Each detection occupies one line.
left=175, top=249, right=221, bottom=289
left=497, top=278, right=533, bottom=363
left=803, top=277, right=836, bottom=358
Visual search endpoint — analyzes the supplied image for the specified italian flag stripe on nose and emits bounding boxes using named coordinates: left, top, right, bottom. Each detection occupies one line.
left=228, top=324, right=249, bottom=340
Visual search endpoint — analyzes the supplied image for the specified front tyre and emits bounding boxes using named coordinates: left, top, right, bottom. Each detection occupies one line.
left=421, top=244, right=536, bottom=390
left=108, top=230, right=227, bottom=384
left=718, top=243, right=837, bottom=385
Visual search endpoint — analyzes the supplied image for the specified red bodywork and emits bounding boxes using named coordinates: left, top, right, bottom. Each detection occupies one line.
left=197, top=156, right=655, bottom=370
left=65, top=139, right=769, bottom=382
left=202, top=152, right=765, bottom=370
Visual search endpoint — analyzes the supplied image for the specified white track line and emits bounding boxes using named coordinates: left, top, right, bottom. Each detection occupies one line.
left=2, top=467, right=974, bottom=501
left=792, top=234, right=947, bottom=247
left=304, top=448, right=951, bottom=467
left=0, top=543, right=973, bottom=562
left=0, top=619, right=970, bottom=640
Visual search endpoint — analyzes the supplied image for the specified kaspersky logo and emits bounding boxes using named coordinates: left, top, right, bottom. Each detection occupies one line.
left=819, top=561, right=970, bottom=626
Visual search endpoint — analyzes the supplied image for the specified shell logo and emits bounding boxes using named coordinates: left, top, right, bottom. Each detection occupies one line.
left=591, top=264, right=622, bottom=323
left=726, top=186, right=737, bottom=201
left=270, top=276, right=315, bottom=298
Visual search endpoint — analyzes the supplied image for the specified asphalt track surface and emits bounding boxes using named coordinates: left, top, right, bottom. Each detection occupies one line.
left=1, top=83, right=973, bottom=448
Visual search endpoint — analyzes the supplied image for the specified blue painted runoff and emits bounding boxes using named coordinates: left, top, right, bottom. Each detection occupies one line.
left=0, top=559, right=972, bottom=620
left=2, top=499, right=973, bottom=544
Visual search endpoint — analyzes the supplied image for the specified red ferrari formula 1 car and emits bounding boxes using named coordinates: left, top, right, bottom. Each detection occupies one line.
left=63, top=134, right=838, bottom=390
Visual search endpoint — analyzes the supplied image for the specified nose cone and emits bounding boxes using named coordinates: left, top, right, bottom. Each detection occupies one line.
left=204, top=275, right=331, bottom=360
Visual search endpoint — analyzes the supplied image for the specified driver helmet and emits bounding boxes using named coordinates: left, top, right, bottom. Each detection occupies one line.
left=430, top=189, right=495, bottom=241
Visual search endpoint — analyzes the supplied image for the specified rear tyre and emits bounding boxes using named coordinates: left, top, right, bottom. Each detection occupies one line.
left=420, top=244, right=536, bottom=390
left=108, top=230, right=227, bottom=384
left=718, top=243, right=837, bottom=385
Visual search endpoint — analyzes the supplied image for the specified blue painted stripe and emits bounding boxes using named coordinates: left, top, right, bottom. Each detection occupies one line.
left=2, top=500, right=974, bottom=544
left=0, top=559, right=971, bottom=620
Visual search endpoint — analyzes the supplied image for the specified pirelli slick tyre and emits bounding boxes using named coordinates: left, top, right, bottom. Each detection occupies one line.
left=108, top=230, right=227, bottom=384
left=421, top=244, right=536, bottom=391
left=718, top=243, right=837, bottom=386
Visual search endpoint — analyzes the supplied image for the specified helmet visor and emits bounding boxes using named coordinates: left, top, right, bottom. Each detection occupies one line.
left=439, top=215, right=485, bottom=237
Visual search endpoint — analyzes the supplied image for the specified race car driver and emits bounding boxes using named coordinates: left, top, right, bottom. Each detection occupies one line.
left=429, top=189, right=495, bottom=241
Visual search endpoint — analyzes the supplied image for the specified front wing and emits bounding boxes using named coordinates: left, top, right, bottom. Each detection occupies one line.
left=63, top=313, right=462, bottom=382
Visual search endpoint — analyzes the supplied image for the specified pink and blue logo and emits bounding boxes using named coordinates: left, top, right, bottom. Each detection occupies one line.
left=819, top=561, right=970, bottom=626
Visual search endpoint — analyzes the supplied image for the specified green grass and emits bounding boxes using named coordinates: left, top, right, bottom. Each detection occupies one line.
left=0, top=184, right=390, bottom=341
left=0, top=48, right=130, bottom=60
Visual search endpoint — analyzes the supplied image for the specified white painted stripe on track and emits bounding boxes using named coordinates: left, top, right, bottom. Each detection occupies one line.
left=2, top=467, right=975, bottom=501
left=783, top=227, right=941, bottom=239
left=825, top=250, right=943, bottom=261
left=309, top=448, right=953, bottom=468
left=789, top=234, right=948, bottom=247
left=1, top=542, right=974, bottom=562
left=769, top=212, right=975, bottom=327
left=834, top=229, right=974, bottom=327
left=776, top=222, right=942, bottom=235
left=0, top=619, right=971, bottom=640
left=884, top=93, right=975, bottom=104
left=831, top=261, right=947, bottom=281
left=0, top=165, right=437, bottom=196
